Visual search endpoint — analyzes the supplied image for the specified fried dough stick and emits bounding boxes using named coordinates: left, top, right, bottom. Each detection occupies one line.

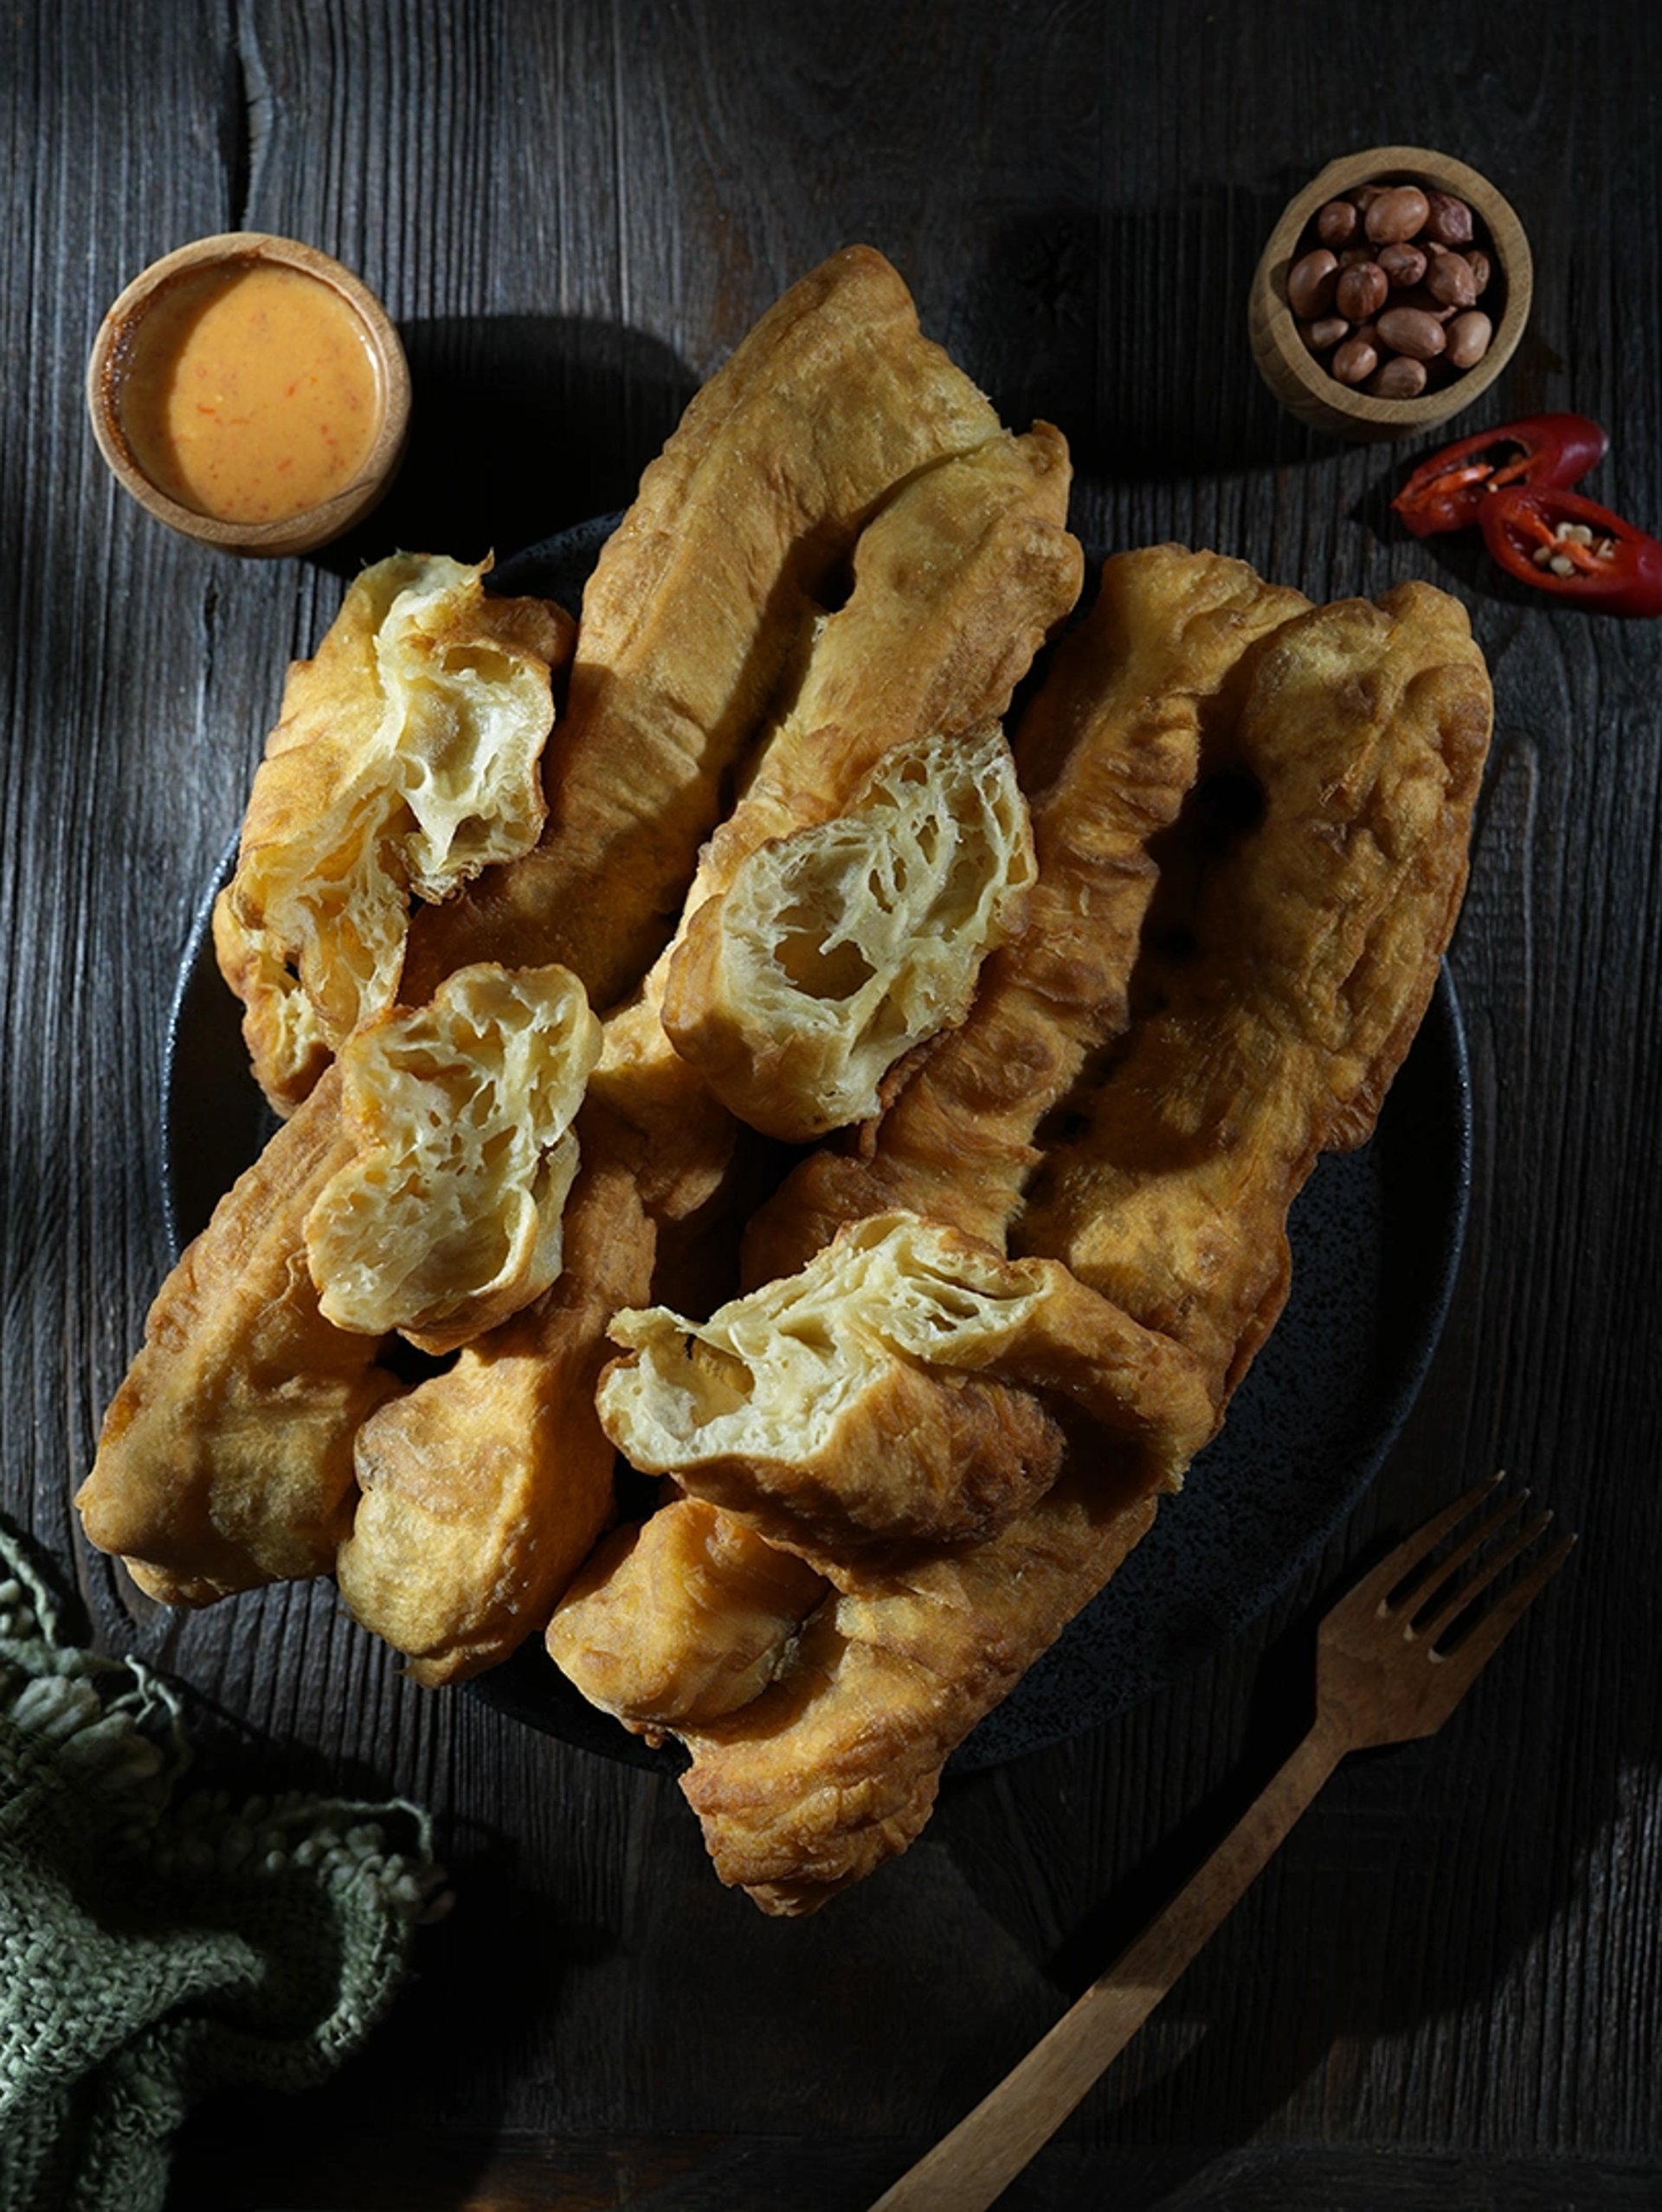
left=546, top=1496, right=831, bottom=1738
left=403, top=244, right=1010, bottom=1017
left=1015, top=582, right=1493, bottom=1401
left=670, top=579, right=1491, bottom=1914
left=335, top=1140, right=654, bottom=1684
left=213, top=555, right=573, bottom=1115
left=679, top=1464, right=1160, bottom=1913
left=76, top=1070, right=400, bottom=1604
left=594, top=420, right=1079, bottom=1221
left=742, top=544, right=1309, bottom=1282
left=589, top=1214, right=1214, bottom=1579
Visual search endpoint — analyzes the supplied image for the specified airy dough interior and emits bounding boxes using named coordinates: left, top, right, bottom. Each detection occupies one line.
left=663, top=723, right=1034, bottom=1139
left=214, top=552, right=570, bottom=1112
left=602, top=1212, right=1089, bottom=1463
left=305, top=961, right=601, bottom=1353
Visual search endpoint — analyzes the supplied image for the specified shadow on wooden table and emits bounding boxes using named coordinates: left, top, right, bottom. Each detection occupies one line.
left=319, top=312, right=698, bottom=580
left=950, top=176, right=1318, bottom=494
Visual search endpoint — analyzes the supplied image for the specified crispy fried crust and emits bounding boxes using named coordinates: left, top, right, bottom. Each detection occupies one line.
left=678, top=1465, right=1159, bottom=1913
left=403, top=246, right=1014, bottom=1018
left=213, top=555, right=571, bottom=1115
left=1015, top=581, right=1493, bottom=1402
left=81, top=250, right=1070, bottom=1656
left=546, top=1496, right=828, bottom=1733
left=742, top=545, right=1309, bottom=1281
left=335, top=1144, right=655, bottom=1684
left=75, top=1069, right=398, bottom=1604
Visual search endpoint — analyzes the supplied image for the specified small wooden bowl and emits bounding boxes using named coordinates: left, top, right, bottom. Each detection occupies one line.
left=87, top=233, right=410, bottom=556
left=1249, top=147, right=1532, bottom=442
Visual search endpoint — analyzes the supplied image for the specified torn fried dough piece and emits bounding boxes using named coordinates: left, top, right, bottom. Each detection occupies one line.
left=305, top=961, right=602, bottom=1354
left=661, top=723, right=1035, bottom=1141
left=742, top=543, right=1309, bottom=1282
left=403, top=246, right=1017, bottom=1018
left=335, top=1148, right=655, bottom=1685
left=214, top=553, right=571, bottom=1114
left=546, top=1496, right=828, bottom=1733
left=75, top=1069, right=398, bottom=1604
left=679, top=1464, right=1160, bottom=1914
left=595, top=1213, right=1214, bottom=1573
left=1015, top=581, right=1493, bottom=1403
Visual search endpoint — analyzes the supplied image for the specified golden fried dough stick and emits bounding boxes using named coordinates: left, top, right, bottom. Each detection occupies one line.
left=546, top=1496, right=828, bottom=1734
left=403, top=245, right=1014, bottom=1017
left=678, top=1463, right=1159, bottom=1913
left=334, top=1142, right=655, bottom=1685
left=741, top=544, right=1309, bottom=1283
left=213, top=554, right=572, bottom=1114
left=76, top=1069, right=399, bottom=1604
left=596, top=1215, right=1214, bottom=1573
left=591, top=421, right=1079, bottom=1219
left=305, top=961, right=602, bottom=1353
left=596, top=1218, right=1073, bottom=1569
left=1015, top=581, right=1493, bottom=1404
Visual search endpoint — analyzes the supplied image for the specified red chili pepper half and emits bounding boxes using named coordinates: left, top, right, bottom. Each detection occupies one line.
left=1478, top=485, right=1662, bottom=616
left=1390, top=414, right=1609, bottom=538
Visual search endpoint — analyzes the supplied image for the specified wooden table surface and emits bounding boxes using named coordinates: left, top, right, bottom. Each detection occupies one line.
left=4, top=3, right=1659, bottom=2206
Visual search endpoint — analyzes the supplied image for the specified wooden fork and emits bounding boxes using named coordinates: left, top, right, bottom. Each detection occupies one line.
left=868, top=1474, right=1575, bottom=2212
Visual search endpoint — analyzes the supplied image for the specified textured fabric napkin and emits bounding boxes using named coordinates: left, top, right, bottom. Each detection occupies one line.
left=0, top=1521, right=446, bottom=2212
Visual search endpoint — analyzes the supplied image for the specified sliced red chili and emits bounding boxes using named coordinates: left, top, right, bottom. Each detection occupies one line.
left=1391, top=414, right=1608, bottom=538
left=1478, top=486, right=1662, bottom=616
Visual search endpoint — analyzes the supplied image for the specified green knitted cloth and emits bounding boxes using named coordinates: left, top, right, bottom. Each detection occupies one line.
left=0, top=1523, right=446, bottom=2212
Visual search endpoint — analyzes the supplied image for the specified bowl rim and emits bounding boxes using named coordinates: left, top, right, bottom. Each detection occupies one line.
left=86, top=231, right=411, bottom=556
left=1251, top=145, right=1532, bottom=436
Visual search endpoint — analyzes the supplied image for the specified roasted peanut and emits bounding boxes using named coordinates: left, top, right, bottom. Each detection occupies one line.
left=1421, top=190, right=1474, bottom=247
left=1464, top=248, right=1492, bottom=296
left=1366, top=355, right=1427, bottom=398
left=1445, top=310, right=1493, bottom=369
left=1300, top=314, right=1350, bottom=350
left=1376, top=305, right=1446, bottom=360
left=1377, top=241, right=1427, bottom=289
left=1364, top=185, right=1430, bottom=243
left=1425, top=245, right=1479, bottom=310
left=1287, top=248, right=1339, bottom=318
left=1331, top=329, right=1380, bottom=385
left=1336, top=260, right=1388, bottom=322
left=1316, top=198, right=1359, bottom=247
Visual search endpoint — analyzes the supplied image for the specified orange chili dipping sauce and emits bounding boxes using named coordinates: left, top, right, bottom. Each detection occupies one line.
left=115, top=260, right=383, bottom=524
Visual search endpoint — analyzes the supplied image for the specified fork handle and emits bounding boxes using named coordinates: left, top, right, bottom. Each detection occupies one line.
left=867, top=1718, right=1345, bottom=2212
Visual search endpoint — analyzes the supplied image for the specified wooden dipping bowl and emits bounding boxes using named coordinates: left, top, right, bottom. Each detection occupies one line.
left=1249, top=146, right=1532, bottom=442
left=87, top=233, right=410, bottom=556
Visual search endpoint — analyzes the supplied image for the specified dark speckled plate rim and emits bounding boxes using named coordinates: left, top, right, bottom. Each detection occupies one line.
left=162, top=520, right=1474, bottom=1777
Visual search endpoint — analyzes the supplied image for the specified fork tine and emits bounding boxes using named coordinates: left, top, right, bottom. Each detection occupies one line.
left=1415, top=1506, right=1553, bottom=1645
left=1345, top=1470, right=1505, bottom=1612
left=1431, top=1529, right=1576, bottom=1688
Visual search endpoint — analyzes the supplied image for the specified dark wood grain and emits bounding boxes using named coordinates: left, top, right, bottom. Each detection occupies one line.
left=3, top=1, right=1659, bottom=2204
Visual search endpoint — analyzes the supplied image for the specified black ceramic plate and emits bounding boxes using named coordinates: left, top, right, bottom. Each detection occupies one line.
left=166, top=524, right=1472, bottom=1775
